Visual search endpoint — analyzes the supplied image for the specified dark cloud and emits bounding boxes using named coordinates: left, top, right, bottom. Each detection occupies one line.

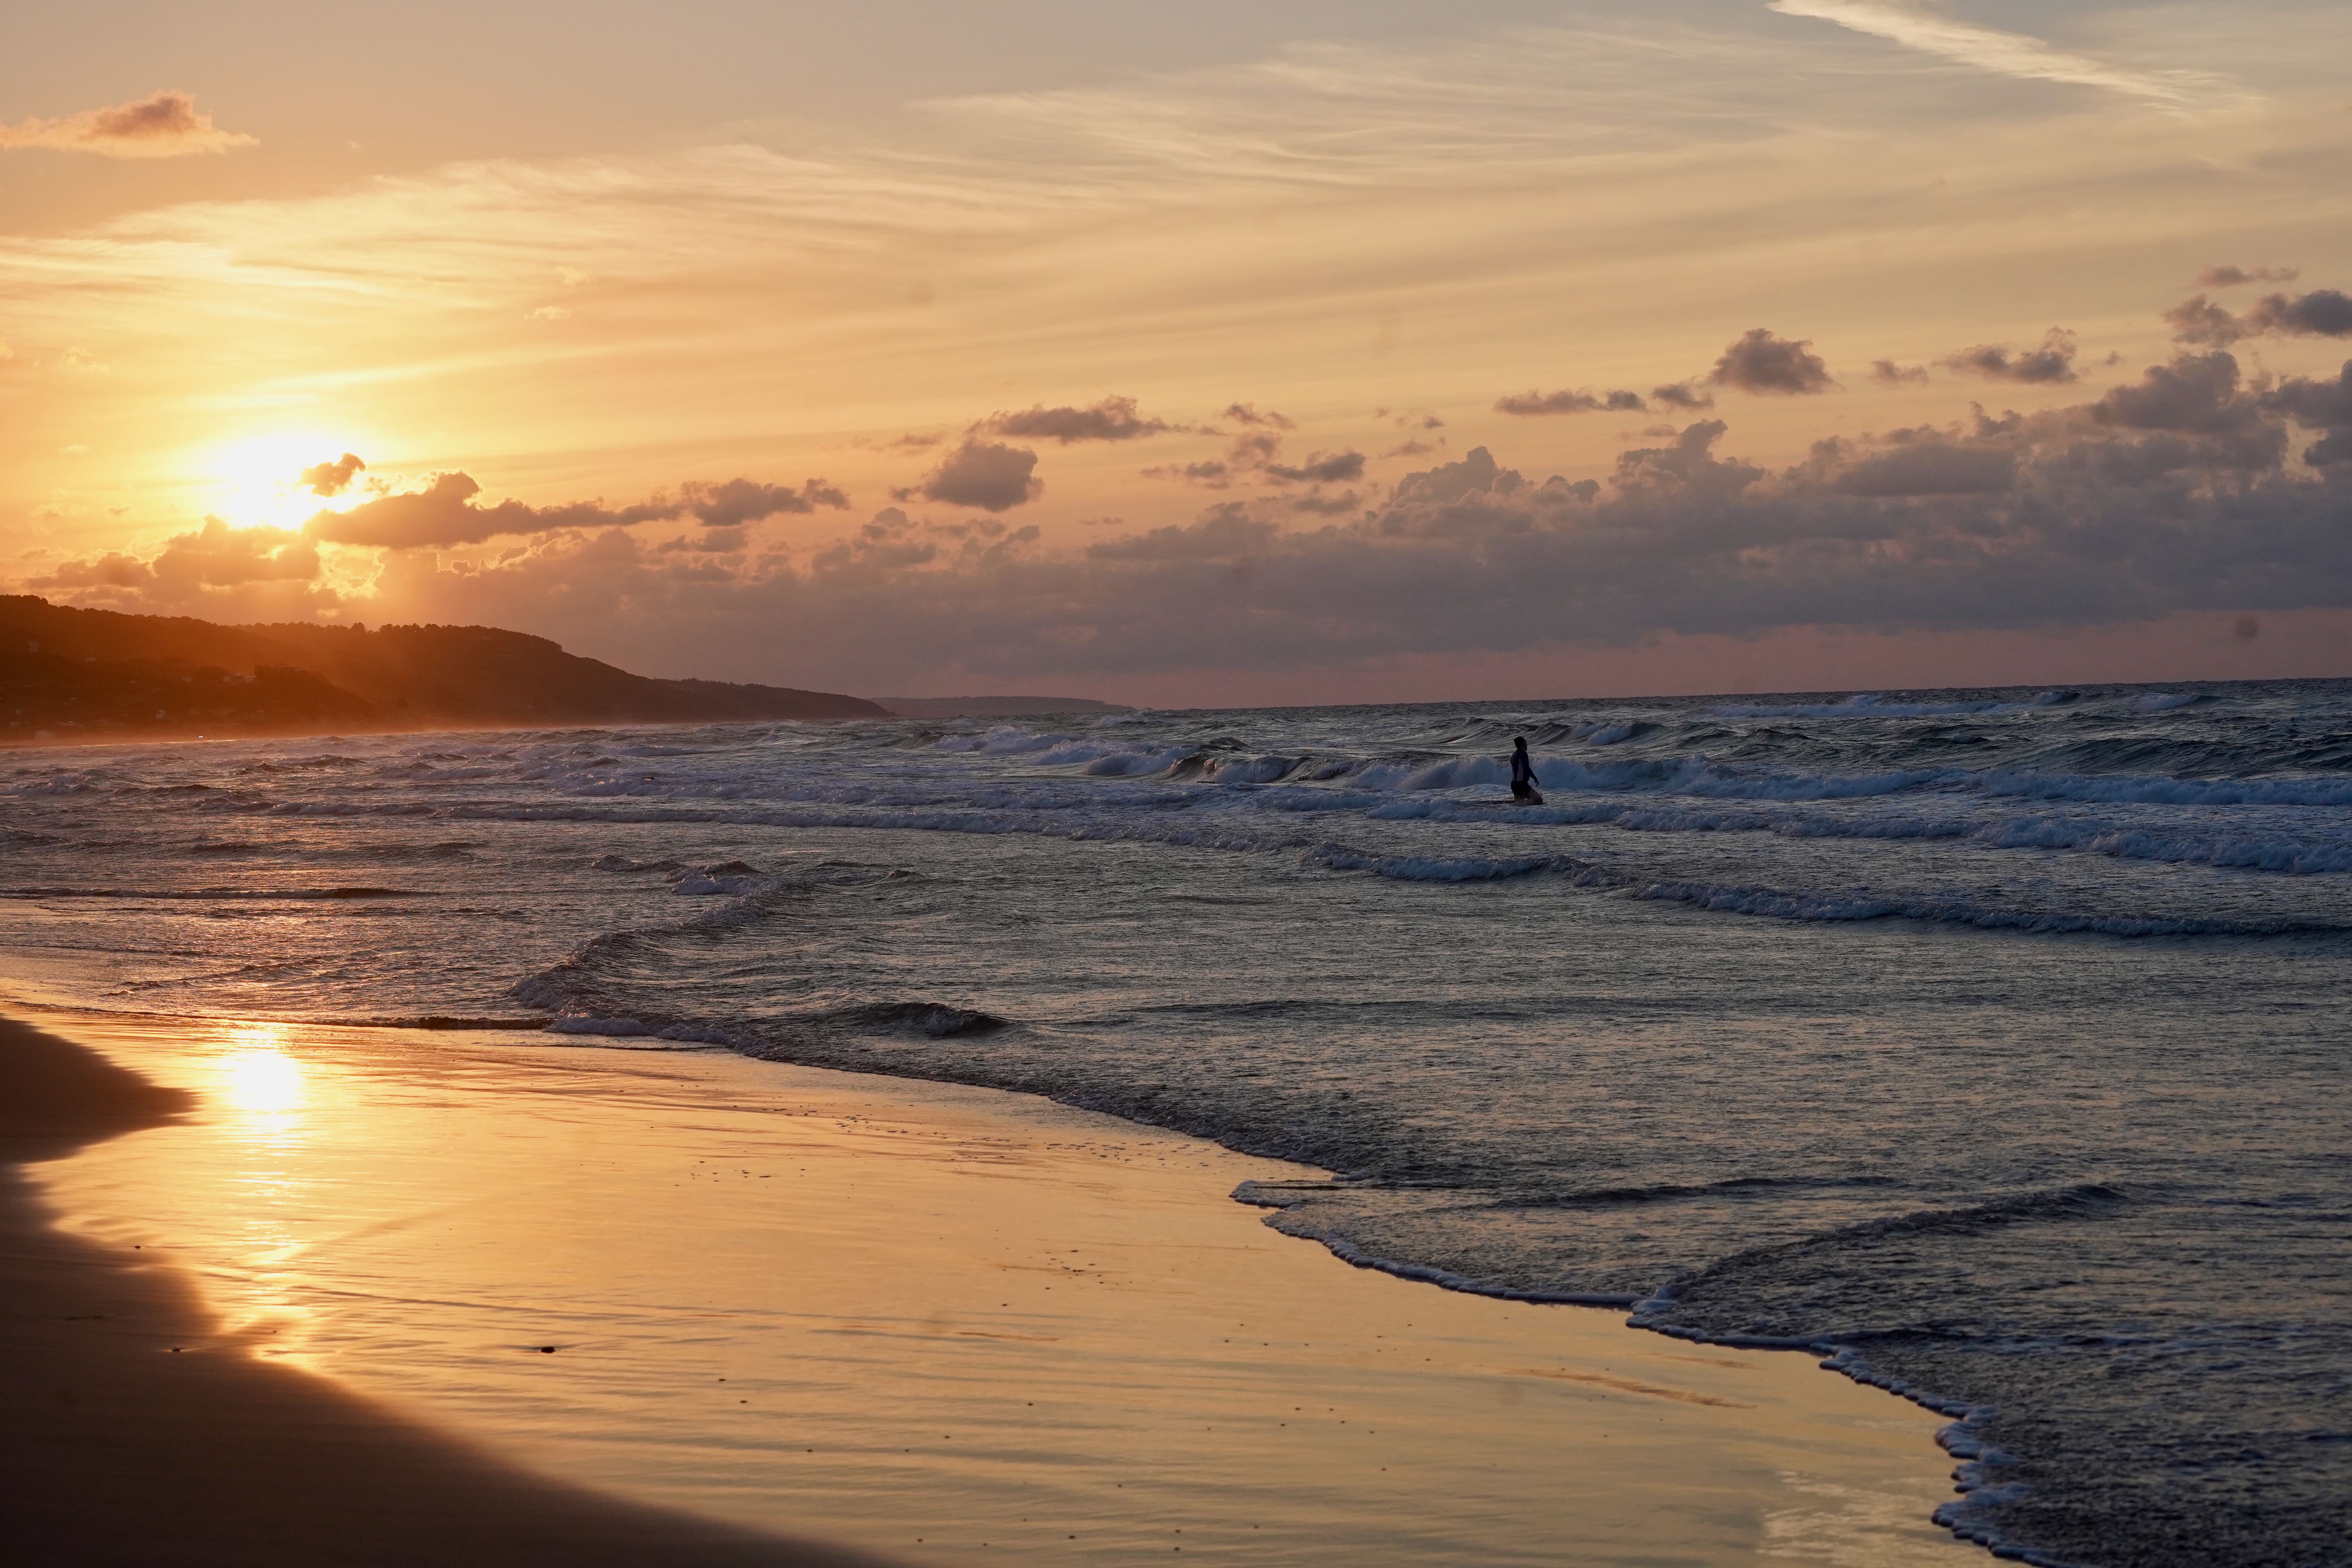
left=1381, top=440, right=1439, bottom=459
left=1227, top=431, right=1284, bottom=469
left=305, top=469, right=848, bottom=548
left=2262, top=361, right=2352, bottom=465
left=2162, top=294, right=2241, bottom=346
left=984, top=394, right=1171, bottom=444
left=1708, top=328, right=1835, bottom=395
left=1262, top=450, right=1367, bottom=485
left=656, top=526, right=748, bottom=554
left=676, top=477, right=851, bottom=527
left=2264, top=362, right=2352, bottom=429
left=2196, top=265, right=2298, bottom=289
left=1087, top=506, right=1276, bottom=561
left=1494, top=388, right=1647, bottom=416
left=2093, top=352, right=2264, bottom=435
left=1221, top=403, right=1294, bottom=430
left=1649, top=381, right=1715, bottom=410
left=1141, top=459, right=1233, bottom=486
left=1941, top=328, right=2078, bottom=384
left=1826, top=439, right=2017, bottom=496
left=897, top=438, right=1041, bottom=512
left=1871, top=360, right=1931, bottom=386
left=1288, top=489, right=1362, bottom=515
left=2244, top=289, right=2352, bottom=338
left=0, top=89, right=256, bottom=159
left=1609, top=421, right=1761, bottom=499
left=2167, top=288, right=2352, bottom=345
left=1146, top=424, right=1304, bottom=485
left=299, top=453, right=366, bottom=497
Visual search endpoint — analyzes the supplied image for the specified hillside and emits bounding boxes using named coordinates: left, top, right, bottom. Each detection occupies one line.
left=0, top=596, right=885, bottom=744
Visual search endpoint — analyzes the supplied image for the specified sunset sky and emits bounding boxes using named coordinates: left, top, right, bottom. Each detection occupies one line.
left=5, top=0, right=2349, bottom=704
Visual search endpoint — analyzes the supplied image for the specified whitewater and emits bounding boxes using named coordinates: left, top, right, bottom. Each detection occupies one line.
left=3, top=676, right=2347, bottom=1568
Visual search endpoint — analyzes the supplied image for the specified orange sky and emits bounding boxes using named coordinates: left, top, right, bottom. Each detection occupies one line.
left=5, top=1, right=2350, bottom=703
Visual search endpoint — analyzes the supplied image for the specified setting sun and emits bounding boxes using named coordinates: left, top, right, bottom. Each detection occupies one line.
left=197, top=432, right=370, bottom=531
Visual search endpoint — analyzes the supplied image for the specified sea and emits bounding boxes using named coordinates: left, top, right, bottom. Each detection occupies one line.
left=3, top=678, right=2347, bottom=1568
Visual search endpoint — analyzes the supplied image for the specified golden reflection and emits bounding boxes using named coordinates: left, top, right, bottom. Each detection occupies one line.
left=220, top=1024, right=305, bottom=1116
left=212, top=1022, right=317, bottom=1353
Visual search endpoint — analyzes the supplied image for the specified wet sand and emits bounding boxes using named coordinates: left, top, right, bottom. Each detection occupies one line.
left=12, top=1007, right=1976, bottom=1566
left=0, top=1014, right=889, bottom=1566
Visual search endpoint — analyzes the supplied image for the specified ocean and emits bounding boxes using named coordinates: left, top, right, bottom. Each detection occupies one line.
left=4, top=678, right=2347, bottom=1568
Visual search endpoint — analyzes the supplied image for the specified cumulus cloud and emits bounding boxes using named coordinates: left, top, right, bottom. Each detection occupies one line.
left=1940, top=327, right=2078, bottom=384
left=1871, top=359, right=1931, bottom=385
left=1494, top=387, right=1648, bottom=416
left=0, top=90, right=256, bottom=159
left=1496, top=382, right=1716, bottom=416
left=896, top=439, right=1041, bottom=512
left=2263, top=360, right=2352, bottom=465
left=1708, top=328, right=1835, bottom=395
left=1144, top=415, right=1332, bottom=487
left=303, top=468, right=850, bottom=548
left=1262, top=450, right=1367, bottom=485
left=2196, top=265, right=2297, bottom=289
left=1221, top=403, right=1294, bottom=429
left=1649, top=381, right=1715, bottom=411
left=1140, top=459, right=1234, bottom=486
left=1824, top=438, right=2017, bottom=495
left=983, top=394, right=1171, bottom=443
left=33, top=518, right=318, bottom=597
left=1087, top=506, right=1276, bottom=561
left=299, top=453, right=366, bottom=497
left=2245, top=290, right=2352, bottom=338
left=675, top=477, right=851, bottom=527
left=2167, top=288, right=2352, bottom=346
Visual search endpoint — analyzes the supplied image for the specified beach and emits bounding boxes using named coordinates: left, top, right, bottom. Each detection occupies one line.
left=6, top=1005, right=1969, bottom=1566
left=6, top=691, right=2343, bottom=1565
left=0, top=1013, right=890, bottom=1566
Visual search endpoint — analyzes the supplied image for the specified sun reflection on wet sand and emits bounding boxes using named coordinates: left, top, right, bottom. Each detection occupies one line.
left=220, top=1025, right=305, bottom=1118
left=209, top=1022, right=317, bottom=1354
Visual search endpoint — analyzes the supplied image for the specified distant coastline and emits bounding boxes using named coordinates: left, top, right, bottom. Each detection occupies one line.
left=1, top=595, right=884, bottom=746
left=875, top=695, right=1133, bottom=719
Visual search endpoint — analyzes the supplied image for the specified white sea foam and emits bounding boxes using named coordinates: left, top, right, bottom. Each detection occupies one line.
left=1711, top=693, right=2022, bottom=719
left=1630, top=879, right=2321, bottom=936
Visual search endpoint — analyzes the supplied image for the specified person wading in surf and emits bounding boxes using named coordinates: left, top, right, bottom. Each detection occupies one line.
left=1509, top=736, right=1545, bottom=805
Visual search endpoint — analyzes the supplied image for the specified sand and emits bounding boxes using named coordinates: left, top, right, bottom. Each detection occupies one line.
left=7, top=1007, right=1976, bottom=1566
left=0, top=1014, right=887, bottom=1567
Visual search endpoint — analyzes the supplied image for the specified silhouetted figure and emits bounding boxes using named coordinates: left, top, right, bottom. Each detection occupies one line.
left=1509, top=736, right=1544, bottom=805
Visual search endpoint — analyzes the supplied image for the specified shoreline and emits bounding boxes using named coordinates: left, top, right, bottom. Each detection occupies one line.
left=0, top=1013, right=890, bottom=1567
left=11, top=1002, right=1977, bottom=1565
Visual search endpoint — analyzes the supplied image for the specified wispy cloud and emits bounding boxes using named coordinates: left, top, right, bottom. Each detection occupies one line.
left=1768, top=1, right=2234, bottom=107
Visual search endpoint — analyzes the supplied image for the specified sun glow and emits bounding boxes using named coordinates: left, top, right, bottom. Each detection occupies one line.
left=200, top=432, right=373, bottom=531
left=220, top=1024, right=306, bottom=1116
